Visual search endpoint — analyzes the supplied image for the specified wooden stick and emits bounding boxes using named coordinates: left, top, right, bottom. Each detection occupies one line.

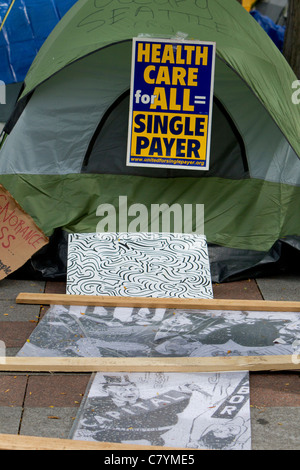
left=0, top=355, right=297, bottom=373
left=16, top=293, right=300, bottom=312
left=0, top=433, right=194, bottom=451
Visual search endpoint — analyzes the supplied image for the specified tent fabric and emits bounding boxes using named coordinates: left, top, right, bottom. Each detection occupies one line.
left=0, top=0, right=77, bottom=84
left=0, top=0, right=300, bottom=282
left=1, top=172, right=300, bottom=254
left=19, top=0, right=300, bottom=158
left=0, top=82, right=22, bottom=122
left=2, top=45, right=299, bottom=184
left=82, top=93, right=249, bottom=179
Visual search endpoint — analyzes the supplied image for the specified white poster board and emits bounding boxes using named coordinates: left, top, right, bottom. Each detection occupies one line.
left=67, top=232, right=213, bottom=299
left=70, top=371, right=251, bottom=450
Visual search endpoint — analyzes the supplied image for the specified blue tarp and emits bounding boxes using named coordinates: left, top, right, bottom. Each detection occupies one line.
left=0, top=0, right=77, bottom=84
left=250, top=10, right=286, bottom=51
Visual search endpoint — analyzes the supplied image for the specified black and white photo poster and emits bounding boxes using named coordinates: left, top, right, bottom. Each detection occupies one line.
left=18, top=305, right=300, bottom=359
left=70, top=371, right=251, bottom=450
left=66, top=232, right=213, bottom=299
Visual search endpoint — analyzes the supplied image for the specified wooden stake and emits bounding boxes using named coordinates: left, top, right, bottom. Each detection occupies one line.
left=16, top=293, right=300, bottom=312
left=0, top=355, right=297, bottom=373
left=0, top=433, right=194, bottom=451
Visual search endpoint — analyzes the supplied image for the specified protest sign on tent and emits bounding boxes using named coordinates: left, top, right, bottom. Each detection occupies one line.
left=127, top=38, right=215, bottom=171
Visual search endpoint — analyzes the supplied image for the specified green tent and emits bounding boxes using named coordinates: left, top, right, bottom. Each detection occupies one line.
left=0, top=0, right=299, bottom=281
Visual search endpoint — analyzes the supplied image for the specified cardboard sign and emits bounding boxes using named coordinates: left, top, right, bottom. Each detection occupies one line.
left=126, top=37, right=216, bottom=171
left=0, top=184, right=48, bottom=279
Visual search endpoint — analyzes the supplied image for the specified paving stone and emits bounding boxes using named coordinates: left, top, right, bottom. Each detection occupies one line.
left=44, top=281, right=66, bottom=294
left=0, top=375, right=27, bottom=406
left=0, top=406, right=23, bottom=434
left=0, top=301, right=41, bottom=322
left=212, top=279, right=263, bottom=300
left=24, top=374, right=91, bottom=408
left=0, top=279, right=45, bottom=300
left=0, top=321, right=36, bottom=348
left=20, top=407, right=78, bottom=439
left=250, top=372, right=300, bottom=407
left=251, top=407, right=300, bottom=450
left=256, top=275, right=300, bottom=301
left=39, top=305, right=50, bottom=319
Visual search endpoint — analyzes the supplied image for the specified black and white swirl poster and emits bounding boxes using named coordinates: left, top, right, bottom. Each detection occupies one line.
left=66, top=232, right=213, bottom=299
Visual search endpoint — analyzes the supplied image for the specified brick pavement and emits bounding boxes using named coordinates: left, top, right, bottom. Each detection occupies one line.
left=0, top=277, right=299, bottom=449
